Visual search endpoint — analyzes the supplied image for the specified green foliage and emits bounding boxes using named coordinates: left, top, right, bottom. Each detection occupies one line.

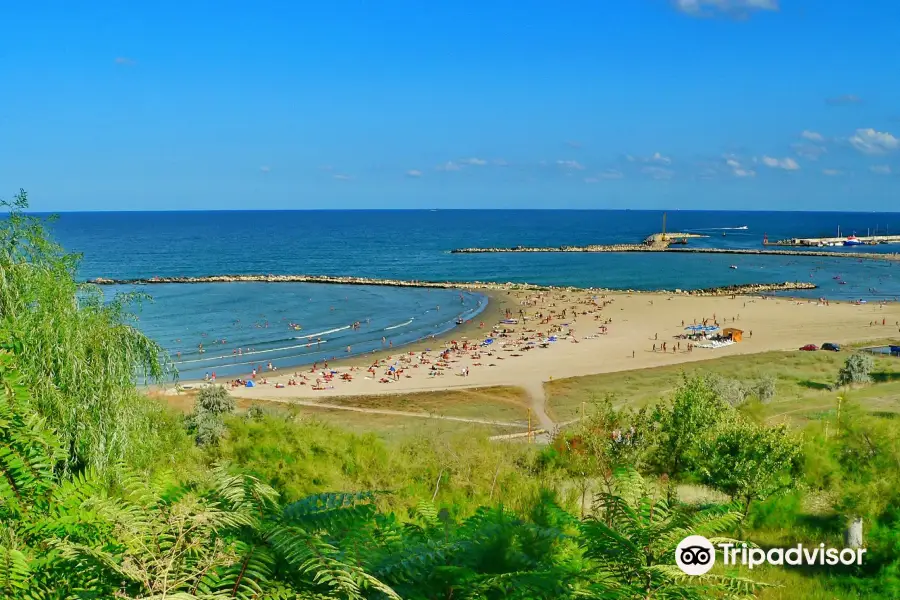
left=650, top=374, right=736, bottom=477
left=753, top=373, right=778, bottom=404
left=0, top=350, right=64, bottom=517
left=699, top=419, right=803, bottom=513
left=0, top=189, right=174, bottom=476
left=190, top=385, right=236, bottom=446
left=706, top=372, right=777, bottom=407
left=837, top=353, right=875, bottom=388
left=579, top=468, right=765, bottom=599
left=707, top=373, right=750, bottom=407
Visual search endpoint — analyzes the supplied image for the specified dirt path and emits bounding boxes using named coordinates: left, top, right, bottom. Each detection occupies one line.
left=520, top=380, right=555, bottom=432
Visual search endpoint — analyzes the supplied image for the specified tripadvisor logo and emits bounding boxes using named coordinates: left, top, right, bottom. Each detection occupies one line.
left=676, top=535, right=867, bottom=575
left=676, top=535, right=716, bottom=575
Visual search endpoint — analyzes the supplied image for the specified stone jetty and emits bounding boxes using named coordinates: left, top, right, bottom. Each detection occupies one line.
left=88, top=274, right=817, bottom=297
left=450, top=245, right=900, bottom=261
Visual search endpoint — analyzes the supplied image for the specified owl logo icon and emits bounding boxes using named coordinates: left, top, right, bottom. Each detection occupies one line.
left=676, top=535, right=716, bottom=575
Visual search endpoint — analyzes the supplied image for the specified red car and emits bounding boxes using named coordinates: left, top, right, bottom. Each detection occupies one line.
left=800, top=344, right=818, bottom=351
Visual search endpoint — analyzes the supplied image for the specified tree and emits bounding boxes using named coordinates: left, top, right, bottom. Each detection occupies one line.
left=707, top=374, right=749, bottom=407
left=190, top=385, right=235, bottom=446
left=753, top=373, right=777, bottom=404
left=0, top=189, right=172, bottom=476
left=698, top=419, right=802, bottom=515
left=836, top=353, right=875, bottom=388
left=650, top=375, right=735, bottom=477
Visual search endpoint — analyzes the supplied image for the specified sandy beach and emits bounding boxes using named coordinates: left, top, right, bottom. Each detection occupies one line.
left=198, top=289, right=900, bottom=421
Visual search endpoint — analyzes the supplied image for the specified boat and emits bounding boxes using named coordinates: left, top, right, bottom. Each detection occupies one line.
left=455, top=318, right=465, bottom=325
left=729, top=265, right=737, bottom=269
left=844, top=235, right=863, bottom=247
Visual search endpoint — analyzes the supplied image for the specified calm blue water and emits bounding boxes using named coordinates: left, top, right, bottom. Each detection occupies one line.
left=41, top=210, right=900, bottom=379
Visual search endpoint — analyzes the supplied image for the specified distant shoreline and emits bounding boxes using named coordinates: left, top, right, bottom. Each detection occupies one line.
left=450, top=246, right=900, bottom=261
left=88, top=274, right=820, bottom=297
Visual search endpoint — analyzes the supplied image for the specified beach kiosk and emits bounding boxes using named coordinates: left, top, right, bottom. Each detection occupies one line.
left=722, top=328, right=743, bottom=342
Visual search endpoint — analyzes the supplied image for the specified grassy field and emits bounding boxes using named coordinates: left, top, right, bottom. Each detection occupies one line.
left=318, top=386, right=531, bottom=421
left=545, top=343, right=900, bottom=423
left=156, top=388, right=529, bottom=440
left=241, top=400, right=526, bottom=440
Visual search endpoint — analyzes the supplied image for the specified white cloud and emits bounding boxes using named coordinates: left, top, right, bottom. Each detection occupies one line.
left=849, top=129, right=900, bottom=154
left=114, top=57, right=136, bottom=66
left=723, top=155, right=756, bottom=177
left=332, top=174, right=354, bottom=181
left=492, top=158, right=509, bottom=166
left=584, top=177, right=599, bottom=184
left=822, top=169, right=843, bottom=176
left=801, top=130, right=825, bottom=142
left=673, top=0, right=778, bottom=17
left=405, top=169, right=422, bottom=178
left=557, top=160, right=585, bottom=170
left=436, top=161, right=461, bottom=171
left=793, top=143, right=826, bottom=160
left=565, top=140, right=582, bottom=149
left=870, top=165, right=892, bottom=175
left=627, top=152, right=672, bottom=165
left=259, top=166, right=271, bottom=173
left=761, top=156, right=800, bottom=170
left=642, top=166, right=675, bottom=180
left=460, top=157, right=487, bottom=166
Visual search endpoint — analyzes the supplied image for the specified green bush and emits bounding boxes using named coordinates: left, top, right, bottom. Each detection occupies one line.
left=837, top=353, right=875, bottom=387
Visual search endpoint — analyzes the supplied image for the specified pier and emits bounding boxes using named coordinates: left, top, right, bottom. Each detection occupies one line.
left=450, top=245, right=900, bottom=261
left=766, top=234, right=900, bottom=247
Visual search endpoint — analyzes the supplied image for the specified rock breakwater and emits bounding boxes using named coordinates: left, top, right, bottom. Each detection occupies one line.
left=88, top=274, right=817, bottom=296
left=451, top=246, right=900, bottom=261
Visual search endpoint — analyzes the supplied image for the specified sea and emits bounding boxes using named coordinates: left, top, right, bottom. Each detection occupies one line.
left=40, top=209, right=900, bottom=380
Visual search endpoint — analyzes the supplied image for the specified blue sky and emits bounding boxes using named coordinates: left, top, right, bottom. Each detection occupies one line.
left=2, top=0, right=899, bottom=211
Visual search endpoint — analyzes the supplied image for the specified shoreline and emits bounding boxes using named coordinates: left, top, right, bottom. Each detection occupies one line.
left=90, top=275, right=820, bottom=297
left=177, top=288, right=900, bottom=426
left=170, top=288, right=518, bottom=387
